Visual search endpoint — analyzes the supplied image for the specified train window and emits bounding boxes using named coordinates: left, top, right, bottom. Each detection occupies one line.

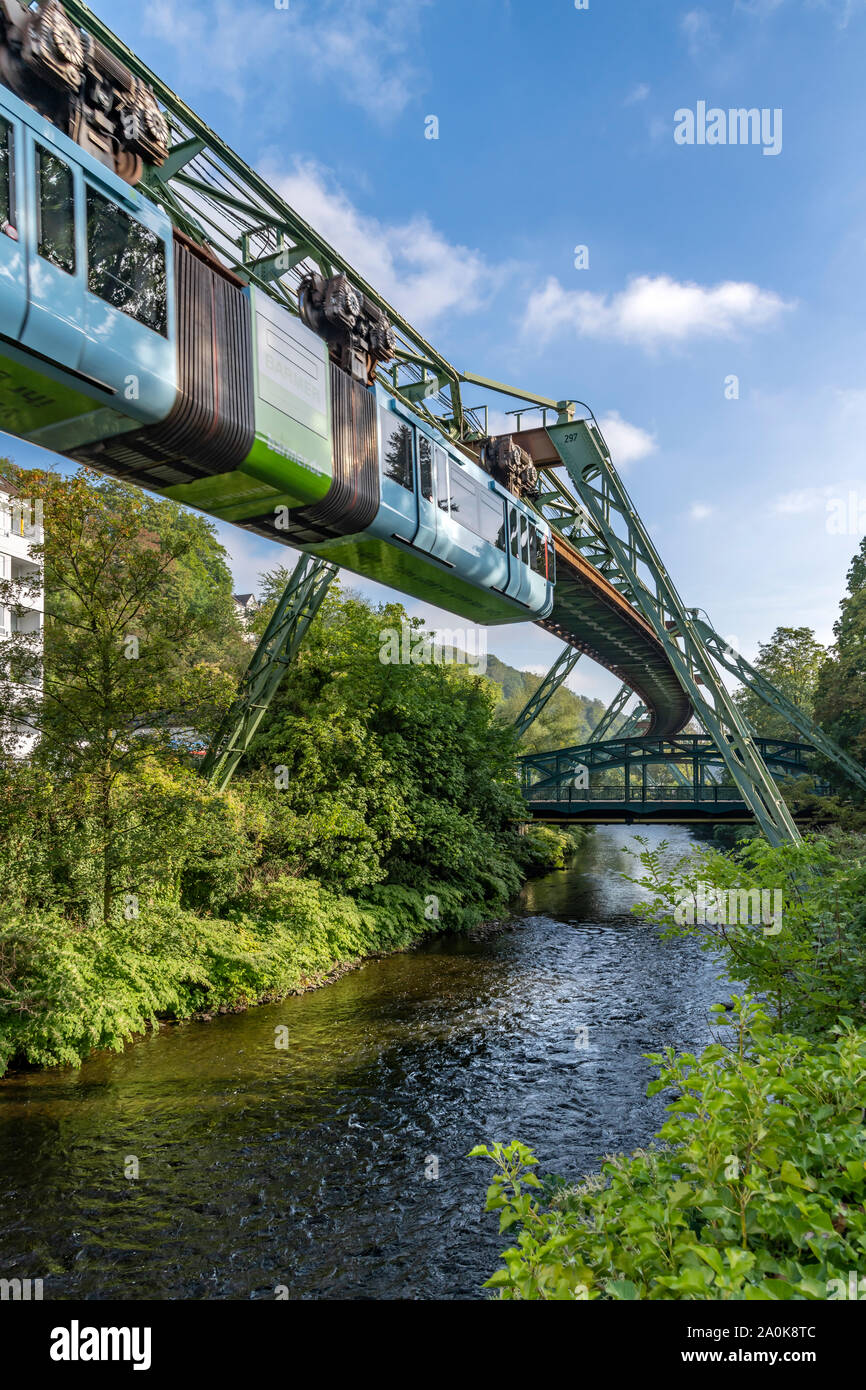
left=547, top=535, right=556, bottom=584
left=478, top=493, right=506, bottom=550
left=381, top=410, right=414, bottom=492
left=0, top=118, right=13, bottom=227
left=36, top=146, right=75, bottom=274
left=448, top=467, right=479, bottom=533
left=434, top=446, right=449, bottom=512
left=520, top=515, right=529, bottom=564
left=509, top=508, right=519, bottom=558
left=531, top=527, right=546, bottom=576
left=86, top=189, right=168, bottom=335
left=418, top=435, right=434, bottom=502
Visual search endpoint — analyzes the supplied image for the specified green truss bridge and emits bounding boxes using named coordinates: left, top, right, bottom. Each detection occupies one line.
left=519, top=735, right=830, bottom=827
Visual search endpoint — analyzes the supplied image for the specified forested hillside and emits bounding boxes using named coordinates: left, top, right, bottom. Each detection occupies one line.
left=483, top=653, right=607, bottom=753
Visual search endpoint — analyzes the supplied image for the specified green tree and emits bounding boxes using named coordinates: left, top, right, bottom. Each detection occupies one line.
left=246, top=571, right=527, bottom=909
left=0, top=462, right=248, bottom=922
left=734, top=626, right=825, bottom=738
left=814, top=537, right=866, bottom=772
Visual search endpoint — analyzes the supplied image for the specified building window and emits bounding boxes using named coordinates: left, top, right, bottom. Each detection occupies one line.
left=381, top=410, right=414, bottom=492
left=36, top=145, right=75, bottom=274
left=86, top=188, right=168, bottom=335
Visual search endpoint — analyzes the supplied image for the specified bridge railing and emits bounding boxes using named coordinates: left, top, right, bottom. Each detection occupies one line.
left=524, top=782, right=744, bottom=805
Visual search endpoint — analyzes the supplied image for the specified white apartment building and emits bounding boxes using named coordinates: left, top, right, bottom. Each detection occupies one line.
left=0, top=491, right=43, bottom=758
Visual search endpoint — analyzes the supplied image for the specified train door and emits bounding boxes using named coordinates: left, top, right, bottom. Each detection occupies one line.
left=428, top=443, right=454, bottom=565
left=18, top=129, right=85, bottom=372
left=504, top=505, right=532, bottom=605
left=0, top=111, right=27, bottom=341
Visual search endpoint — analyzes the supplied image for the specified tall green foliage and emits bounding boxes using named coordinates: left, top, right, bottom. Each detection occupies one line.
left=733, top=626, right=825, bottom=739
left=815, top=535, right=866, bottom=775
left=246, top=572, right=528, bottom=904
left=0, top=462, right=247, bottom=922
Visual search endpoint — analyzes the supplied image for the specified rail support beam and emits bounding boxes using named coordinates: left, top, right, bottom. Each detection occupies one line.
left=589, top=682, right=632, bottom=743
left=689, top=615, right=866, bottom=795
left=514, top=645, right=582, bottom=739
left=546, top=420, right=801, bottom=846
left=201, top=555, right=337, bottom=792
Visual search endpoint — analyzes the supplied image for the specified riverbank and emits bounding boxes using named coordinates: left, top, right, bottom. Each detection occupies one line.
left=0, top=826, right=725, bottom=1299
left=0, top=825, right=586, bottom=1076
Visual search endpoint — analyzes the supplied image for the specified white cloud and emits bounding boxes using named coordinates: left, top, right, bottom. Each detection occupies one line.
left=773, top=486, right=834, bottom=514
left=680, top=8, right=718, bottom=56
left=625, top=82, right=651, bottom=104
left=689, top=502, right=714, bottom=521
left=147, top=0, right=426, bottom=119
left=735, top=0, right=786, bottom=13
left=597, top=411, right=657, bottom=466
left=260, top=158, right=507, bottom=329
left=522, top=274, right=793, bottom=349
left=737, top=0, right=865, bottom=24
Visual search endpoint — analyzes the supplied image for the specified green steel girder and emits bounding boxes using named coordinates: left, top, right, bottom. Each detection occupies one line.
left=544, top=421, right=801, bottom=847
left=513, top=646, right=582, bottom=739
left=201, top=556, right=337, bottom=793
left=588, top=682, right=631, bottom=743
left=688, top=615, right=866, bottom=796
left=520, top=735, right=817, bottom=797
left=618, top=702, right=649, bottom=740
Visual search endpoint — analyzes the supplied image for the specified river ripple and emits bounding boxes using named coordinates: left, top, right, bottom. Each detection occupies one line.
left=0, top=825, right=725, bottom=1300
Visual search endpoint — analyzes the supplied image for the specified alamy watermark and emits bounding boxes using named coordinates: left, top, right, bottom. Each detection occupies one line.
left=674, top=883, right=783, bottom=935
left=378, top=622, right=487, bottom=675
left=674, top=103, right=782, bottom=157
left=826, top=491, right=866, bottom=536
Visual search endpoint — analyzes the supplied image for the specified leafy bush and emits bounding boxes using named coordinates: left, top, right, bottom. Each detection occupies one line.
left=473, top=998, right=866, bottom=1300
left=518, top=824, right=588, bottom=874
left=627, top=833, right=866, bottom=1036
left=0, top=875, right=458, bottom=1074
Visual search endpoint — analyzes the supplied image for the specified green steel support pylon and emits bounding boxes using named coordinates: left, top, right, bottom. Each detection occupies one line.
left=617, top=700, right=648, bottom=741
left=547, top=420, right=801, bottom=846
left=588, top=682, right=631, bottom=743
left=513, top=645, right=582, bottom=739
left=201, top=555, right=338, bottom=792
left=689, top=615, right=866, bottom=795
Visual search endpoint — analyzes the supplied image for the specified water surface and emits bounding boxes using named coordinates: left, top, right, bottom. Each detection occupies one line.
left=0, top=825, right=724, bottom=1300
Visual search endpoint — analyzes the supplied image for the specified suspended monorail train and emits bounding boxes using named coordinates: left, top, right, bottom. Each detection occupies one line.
left=0, top=0, right=555, bottom=626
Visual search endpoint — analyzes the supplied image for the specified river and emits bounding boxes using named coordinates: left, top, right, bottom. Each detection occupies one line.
left=0, top=824, right=726, bottom=1300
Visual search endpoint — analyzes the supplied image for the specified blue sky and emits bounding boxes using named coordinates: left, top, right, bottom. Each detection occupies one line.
left=4, top=0, right=865, bottom=704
